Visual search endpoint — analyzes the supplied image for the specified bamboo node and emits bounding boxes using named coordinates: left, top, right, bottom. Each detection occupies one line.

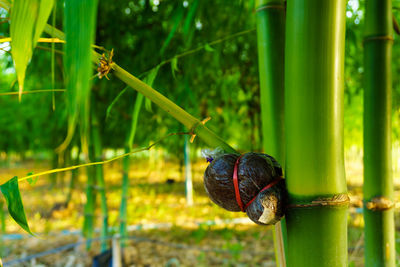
left=365, top=196, right=394, bottom=211
left=288, top=194, right=350, bottom=208
left=363, top=35, right=394, bottom=45
left=256, top=4, right=285, bottom=13
left=97, top=48, right=114, bottom=80
left=189, top=117, right=211, bottom=143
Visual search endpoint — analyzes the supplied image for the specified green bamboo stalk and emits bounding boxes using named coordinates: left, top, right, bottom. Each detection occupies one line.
left=0, top=199, right=5, bottom=257
left=363, top=0, right=395, bottom=266
left=120, top=92, right=144, bottom=246
left=184, top=135, right=193, bottom=206
left=91, top=112, right=108, bottom=252
left=83, top=142, right=96, bottom=249
left=285, top=1, right=348, bottom=266
left=65, top=145, right=80, bottom=205
left=254, top=1, right=286, bottom=265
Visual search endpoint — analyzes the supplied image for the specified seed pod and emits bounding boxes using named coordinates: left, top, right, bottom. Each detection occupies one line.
left=203, top=152, right=286, bottom=225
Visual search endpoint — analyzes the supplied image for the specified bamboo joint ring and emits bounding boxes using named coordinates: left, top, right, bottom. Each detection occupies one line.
left=287, top=194, right=350, bottom=209
left=365, top=196, right=394, bottom=211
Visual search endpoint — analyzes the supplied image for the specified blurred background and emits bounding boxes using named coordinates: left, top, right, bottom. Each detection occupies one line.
left=0, top=0, right=399, bottom=266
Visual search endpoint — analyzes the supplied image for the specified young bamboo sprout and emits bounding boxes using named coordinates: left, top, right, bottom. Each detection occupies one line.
left=203, top=152, right=287, bottom=225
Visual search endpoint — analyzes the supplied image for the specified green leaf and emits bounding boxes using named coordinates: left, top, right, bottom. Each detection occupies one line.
left=183, top=0, right=199, bottom=36
left=204, top=43, right=215, bottom=52
left=143, top=66, right=160, bottom=113
left=10, top=0, right=54, bottom=98
left=0, top=177, right=33, bottom=235
left=144, top=66, right=160, bottom=87
left=26, top=172, right=37, bottom=186
left=126, top=66, right=159, bottom=146
left=60, top=0, right=98, bottom=152
left=160, top=6, right=184, bottom=55
left=106, top=86, right=129, bottom=120
left=145, top=97, right=153, bottom=113
left=171, top=57, right=179, bottom=79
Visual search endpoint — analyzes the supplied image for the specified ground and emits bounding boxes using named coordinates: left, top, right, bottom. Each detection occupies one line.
left=0, top=151, right=399, bottom=266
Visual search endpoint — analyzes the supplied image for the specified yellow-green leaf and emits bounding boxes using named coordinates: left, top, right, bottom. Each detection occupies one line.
left=10, top=0, right=54, bottom=99
left=59, top=0, right=98, bottom=153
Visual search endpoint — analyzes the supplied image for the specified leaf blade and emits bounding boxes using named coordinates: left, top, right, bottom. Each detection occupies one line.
left=0, top=177, right=33, bottom=235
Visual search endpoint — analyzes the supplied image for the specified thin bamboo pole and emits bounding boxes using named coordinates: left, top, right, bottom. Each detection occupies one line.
left=363, top=0, right=395, bottom=265
left=285, top=1, right=348, bottom=265
left=92, top=113, right=108, bottom=252
left=254, top=0, right=286, bottom=265
left=120, top=92, right=144, bottom=246
left=184, top=135, right=193, bottom=206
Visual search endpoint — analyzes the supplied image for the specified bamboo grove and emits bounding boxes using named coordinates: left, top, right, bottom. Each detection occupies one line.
left=0, top=0, right=399, bottom=266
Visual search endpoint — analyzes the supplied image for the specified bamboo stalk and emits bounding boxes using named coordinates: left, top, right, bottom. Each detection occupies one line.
left=363, top=0, right=395, bottom=265
left=92, top=112, right=108, bottom=252
left=184, top=135, right=193, bottom=206
left=65, top=145, right=80, bottom=205
left=255, top=0, right=286, bottom=265
left=120, top=92, right=144, bottom=246
left=285, top=1, right=348, bottom=265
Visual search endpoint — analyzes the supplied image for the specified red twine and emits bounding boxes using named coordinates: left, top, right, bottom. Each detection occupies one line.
left=233, top=155, right=283, bottom=212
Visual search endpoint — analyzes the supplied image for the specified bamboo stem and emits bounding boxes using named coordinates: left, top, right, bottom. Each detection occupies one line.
left=255, top=0, right=286, bottom=265
left=363, top=0, right=395, bottom=265
left=92, top=113, right=108, bottom=252
left=285, top=1, right=348, bottom=265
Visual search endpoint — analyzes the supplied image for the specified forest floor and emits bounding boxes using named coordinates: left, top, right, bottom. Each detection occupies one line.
left=0, top=153, right=399, bottom=266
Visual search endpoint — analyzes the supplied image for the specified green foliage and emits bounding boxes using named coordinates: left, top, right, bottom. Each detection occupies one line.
left=0, top=177, right=33, bottom=235
left=61, top=0, right=98, bottom=153
left=10, top=0, right=54, bottom=97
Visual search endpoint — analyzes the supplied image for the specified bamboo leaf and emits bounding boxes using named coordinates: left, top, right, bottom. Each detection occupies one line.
left=127, top=66, right=159, bottom=146
left=160, top=6, right=184, bottom=55
left=145, top=97, right=152, bottom=113
left=59, top=0, right=98, bottom=153
left=106, top=86, right=129, bottom=120
left=171, top=57, right=179, bottom=79
left=143, top=66, right=160, bottom=112
left=183, top=0, right=199, bottom=36
left=204, top=43, right=215, bottom=52
left=10, top=0, right=54, bottom=99
left=0, top=177, right=33, bottom=235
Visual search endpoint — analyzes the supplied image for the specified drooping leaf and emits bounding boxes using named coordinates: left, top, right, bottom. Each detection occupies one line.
left=58, top=0, right=98, bottom=153
left=0, top=177, right=33, bottom=235
left=160, top=6, right=184, bottom=55
left=204, top=43, right=215, bottom=52
left=10, top=0, right=54, bottom=99
left=127, top=66, right=159, bottom=146
left=144, top=66, right=160, bottom=87
left=171, top=57, right=179, bottom=79
left=106, top=86, right=129, bottom=120
left=182, top=0, right=199, bottom=36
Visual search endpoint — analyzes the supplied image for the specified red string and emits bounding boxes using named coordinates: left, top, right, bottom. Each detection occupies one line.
left=244, top=177, right=282, bottom=210
left=233, top=154, right=283, bottom=212
left=233, top=155, right=244, bottom=211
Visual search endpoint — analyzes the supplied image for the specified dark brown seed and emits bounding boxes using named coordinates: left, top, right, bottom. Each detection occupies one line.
left=203, top=152, right=286, bottom=221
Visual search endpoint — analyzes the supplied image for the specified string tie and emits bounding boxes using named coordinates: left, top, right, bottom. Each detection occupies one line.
left=233, top=155, right=283, bottom=212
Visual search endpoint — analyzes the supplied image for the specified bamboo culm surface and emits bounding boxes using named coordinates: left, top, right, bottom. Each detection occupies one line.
left=255, top=0, right=286, bottom=265
left=285, top=1, right=348, bottom=266
left=363, top=0, right=395, bottom=265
